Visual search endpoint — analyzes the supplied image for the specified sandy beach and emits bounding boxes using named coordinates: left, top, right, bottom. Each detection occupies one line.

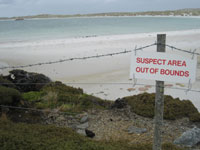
left=0, top=29, right=200, bottom=111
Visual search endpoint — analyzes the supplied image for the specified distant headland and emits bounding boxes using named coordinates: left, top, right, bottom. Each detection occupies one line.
left=0, top=8, right=200, bottom=20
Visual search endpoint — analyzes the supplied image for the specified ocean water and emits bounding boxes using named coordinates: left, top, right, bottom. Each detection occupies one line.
left=0, top=16, right=200, bottom=43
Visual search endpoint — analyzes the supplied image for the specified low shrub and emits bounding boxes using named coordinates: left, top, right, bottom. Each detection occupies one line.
left=22, top=91, right=44, bottom=102
left=22, top=82, right=111, bottom=112
left=0, top=86, right=21, bottom=106
left=43, top=81, right=83, bottom=95
left=124, top=93, right=200, bottom=122
left=0, top=76, right=16, bottom=89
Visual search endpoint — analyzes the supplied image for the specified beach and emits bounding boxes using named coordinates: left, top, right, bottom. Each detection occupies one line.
left=0, top=29, right=200, bottom=111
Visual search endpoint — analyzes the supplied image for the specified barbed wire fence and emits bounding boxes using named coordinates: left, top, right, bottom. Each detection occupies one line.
left=0, top=43, right=199, bottom=71
left=0, top=42, right=200, bottom=114
left=0, top=43, right=200, bottom=92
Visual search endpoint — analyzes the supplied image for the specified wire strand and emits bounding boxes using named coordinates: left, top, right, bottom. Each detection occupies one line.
left=1, top=82, right=200, bottom=93
left=0, top=43, right=199, bottom=71
left=0, top=43, right=156, bottom=70
left=0, top=43, right=199, bottom=93
left=0, top=105, right=77, bottom=115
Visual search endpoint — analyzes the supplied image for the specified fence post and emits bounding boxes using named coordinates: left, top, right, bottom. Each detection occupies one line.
left=153, top=34, right=166, bottom=150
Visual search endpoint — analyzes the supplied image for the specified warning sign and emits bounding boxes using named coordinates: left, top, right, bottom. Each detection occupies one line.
left=130, top=51, right=197, bottom=83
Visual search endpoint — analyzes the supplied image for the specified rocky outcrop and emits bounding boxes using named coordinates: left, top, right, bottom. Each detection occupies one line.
left=45, top=111, right=95, bottom=137
left=5, top=70, right=51, bottom=92
left=174, top=127, right=200, bottom=147
left=111, top=98, right=127, bottom=109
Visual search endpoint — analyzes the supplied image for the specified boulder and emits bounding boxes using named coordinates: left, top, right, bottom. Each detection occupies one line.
left=111, top=98, right=127, bottom=109
left=174, top=127, right=200, bottom=147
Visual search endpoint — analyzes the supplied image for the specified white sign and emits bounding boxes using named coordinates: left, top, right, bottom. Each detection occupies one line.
left=130, top=51, right=197, bottom=83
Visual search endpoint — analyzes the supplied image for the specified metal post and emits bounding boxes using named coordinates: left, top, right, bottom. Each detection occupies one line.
left=153, top=34, right=166, bottom=150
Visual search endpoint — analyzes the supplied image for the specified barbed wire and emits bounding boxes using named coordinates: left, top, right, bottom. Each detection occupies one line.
left=0, top=82, right=200, bottom=114
left=0, top=43, right=199, bottom=71
left=0, top=43, right=199, bottom=93
left=0, top=43, right=156, bottom=70
left=164, top=44, right=200, bottom=56
left=0, top=104, right=78, bottom=115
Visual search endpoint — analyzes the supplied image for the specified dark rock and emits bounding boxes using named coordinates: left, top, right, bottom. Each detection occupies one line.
left=111, top=98, right=127, bottom=109
left=6, top=70, right=51, bottom=92
left=85, top=129, right=95, bottom=138
left=127, top=126, right=147, bottom=134
left=174, top=127, right=200, bottom=147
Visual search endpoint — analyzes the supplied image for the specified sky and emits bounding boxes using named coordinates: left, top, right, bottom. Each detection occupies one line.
left=0, top=0, right=200, bottom=17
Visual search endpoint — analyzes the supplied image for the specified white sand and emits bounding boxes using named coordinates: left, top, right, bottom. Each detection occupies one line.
left=0, top=29, right=200, bottom=111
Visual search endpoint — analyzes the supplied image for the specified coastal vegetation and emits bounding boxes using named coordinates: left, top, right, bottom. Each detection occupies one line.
left=0, top=70, right=199, bottom=149
left=124, top=93, right=200, bottom=122
left=22, top=81, right=111, bottom=112
left=0, top=8, right=200, bottom=20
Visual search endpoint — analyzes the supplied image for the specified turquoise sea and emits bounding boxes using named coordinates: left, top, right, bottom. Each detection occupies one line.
left=0, top=16, right=200, bottom=42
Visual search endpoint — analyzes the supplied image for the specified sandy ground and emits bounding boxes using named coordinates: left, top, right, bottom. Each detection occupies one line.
left=0, top=29, right=200, bottom=111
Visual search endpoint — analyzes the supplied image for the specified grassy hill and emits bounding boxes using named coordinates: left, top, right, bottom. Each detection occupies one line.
left=1, top=8, right=200, bottom=20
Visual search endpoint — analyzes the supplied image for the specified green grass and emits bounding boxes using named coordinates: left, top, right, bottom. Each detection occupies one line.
left=124, top=93, right=200, bottom=122
left=22, top=91, right=44, bottom=103
left=22, top=81, right=112, bottom=112
left=0, top=119, right=184, bottom=150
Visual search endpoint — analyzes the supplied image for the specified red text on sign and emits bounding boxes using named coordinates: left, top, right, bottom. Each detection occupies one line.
left=160, top=69, right=189, bottom=77
left=136, top=57, right=166, bottom=65
left=136, top=67, right=159, bottom=74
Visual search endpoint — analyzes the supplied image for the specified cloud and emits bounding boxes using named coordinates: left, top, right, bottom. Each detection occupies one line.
left=0, top=0, right=200, bottom=17
left=0, top=0, right=15, bottom=5
left=74, top=0, right=118, bottom=3
left=104, top=0, right=118, bottom=3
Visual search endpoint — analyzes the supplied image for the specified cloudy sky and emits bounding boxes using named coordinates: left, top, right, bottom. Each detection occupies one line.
left=0, top=0, right=200, bottom=17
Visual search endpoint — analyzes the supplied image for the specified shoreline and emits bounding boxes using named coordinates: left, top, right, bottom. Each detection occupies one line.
left=1, top=29, right=200, bottom=47
left=1, top=15, right=200, bottom=21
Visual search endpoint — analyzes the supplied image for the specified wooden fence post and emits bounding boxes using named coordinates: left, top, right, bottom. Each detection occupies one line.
left=153, top=34, right=166, bottom=150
